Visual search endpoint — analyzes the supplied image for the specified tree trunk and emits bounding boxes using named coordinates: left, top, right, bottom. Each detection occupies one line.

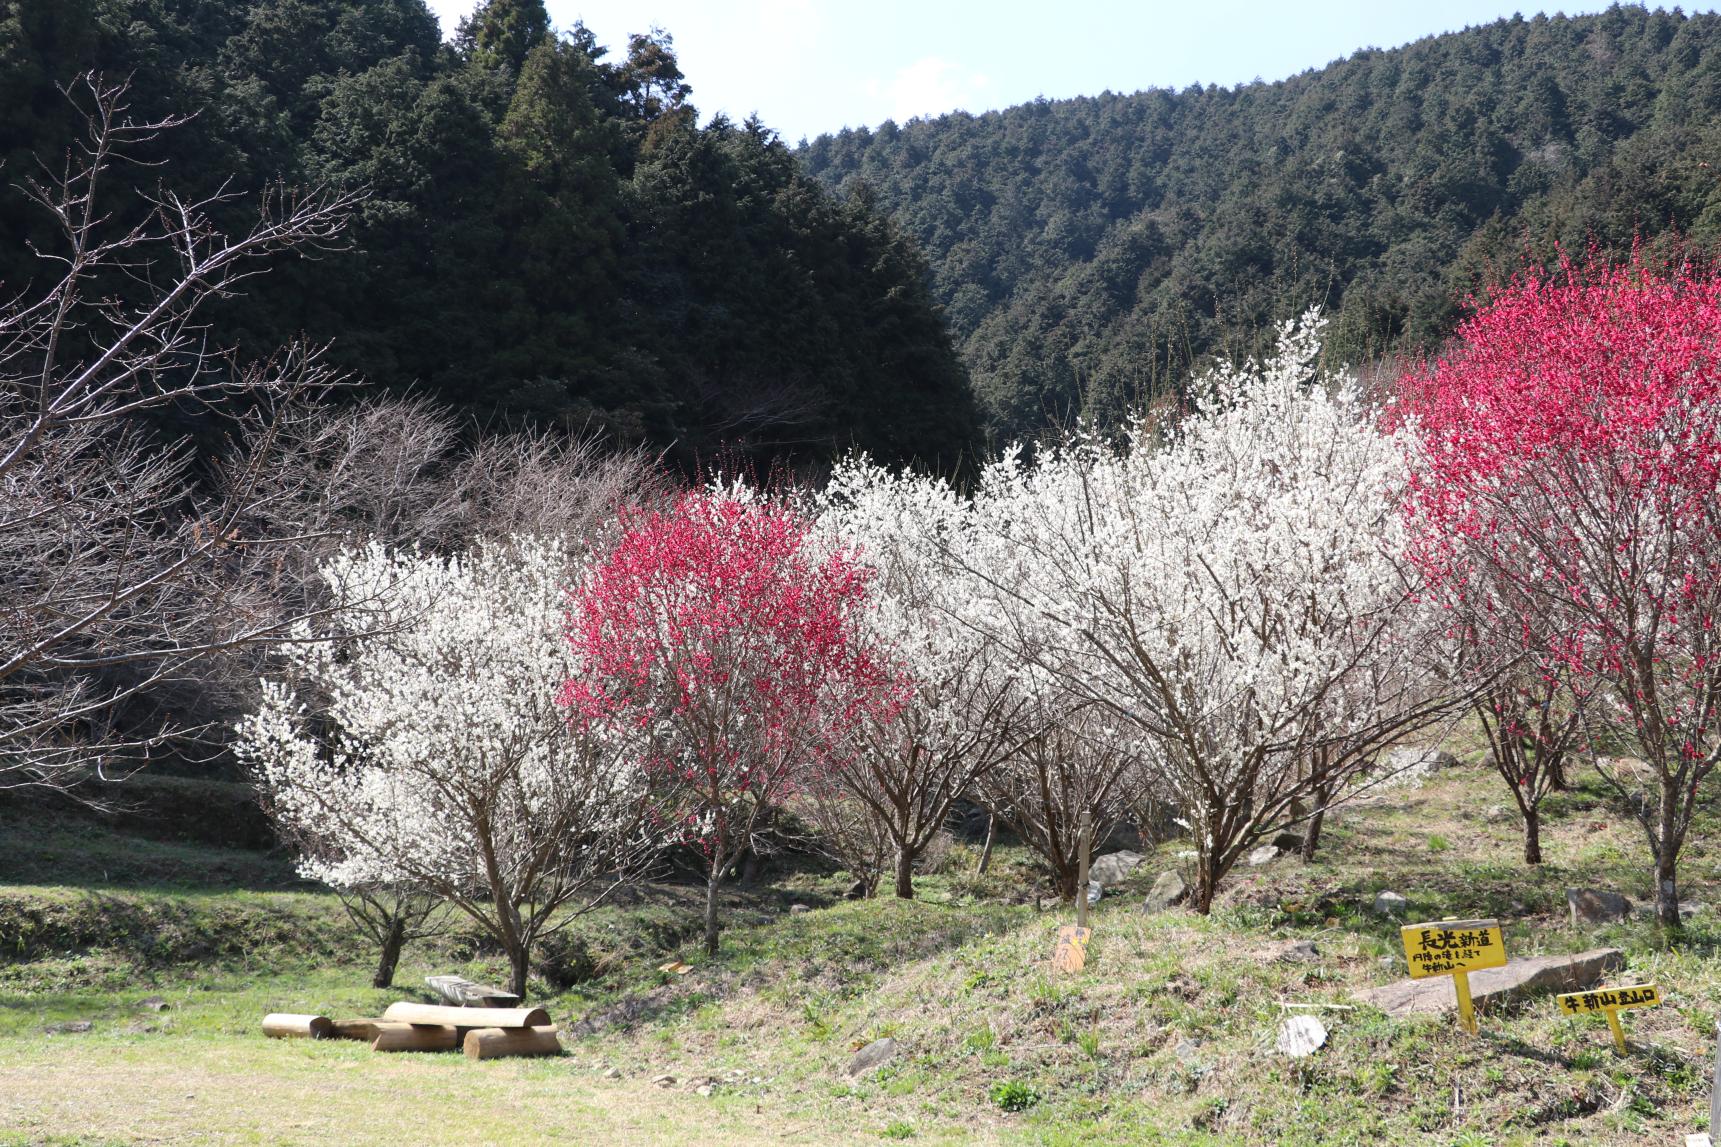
left=1300, top=804, right=1327, bottom=862
left=975, top=814, right=997, bottom=875
left=893, top=844, right=916, bottom=900
left=1656, top=779, right=1683, bottom=930
left=1522, top=805, right=1543, bottom=865
left=506, top=941, right=530, bottom=1001
left=1191, top=852, right=1216, bottom=915
left=703, top=849, right=724, bottom=956
left=371, top=916, right=406, bottom=989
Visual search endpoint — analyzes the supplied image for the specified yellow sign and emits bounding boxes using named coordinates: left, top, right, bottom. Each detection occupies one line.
left=1400, top=920, right=1506, bottom=979
left=1400, top=919, right=1506, bottom=1035
left=1555, top=984, right=1660, bottom=1015
left=1556, top=983, right=1661, bottom=1054
left=1051, top=925, right=1092, bottom=973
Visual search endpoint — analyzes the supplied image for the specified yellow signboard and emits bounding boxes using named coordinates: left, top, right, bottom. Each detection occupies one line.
left=1051, top=925, right=1091, bottom=973
left=1556, top=983, right=1661, bottom=1054
left=1400, top=920, right=1507, bottom=979
left=1400, top=919, right=1506, bottom=1035
left=1555, top=984, right=1660, bottom=1015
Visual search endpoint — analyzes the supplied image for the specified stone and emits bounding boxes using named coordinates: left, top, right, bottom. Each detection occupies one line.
left=1088, top=850, right=1144, bottom=886
left=1275, top=1015, right=1327, bottom=1058
left=788, top=904, right=811, bottom=915
left=846, top=1037, right=899, bottom=1077
left=1248, top=845, right=1281, bottom=867
left=1086, top=880, right=1102, bottom=906
left=1143, top=871, right=1189, bottom=913
left=1272, top=832, right=1306, bottom=852
left=1567, top=888, right=1632, bottom=926
left=1371, top=891, right=1408, bottom=917
left=1256, top=939, right=1320, bottom=965
left=651, top=1074, right=676, bottom=1088
left=45, top=1021, right=93, bottom=1034
left=695, top=1085, right=713, bottom=1097
left=1482, top=804, right=1512, bottom=824
left=137, top=996, right=169, bottom=1012
left=601, top=1067, right=621, bottom=1079
left=1354, top=948, right=1625, bottom=1017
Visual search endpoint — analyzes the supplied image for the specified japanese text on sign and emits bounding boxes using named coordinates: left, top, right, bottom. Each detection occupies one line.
left=1556, top=984, right=1660, bottom=1015
left=1051, top=924, right=1091, bottom=973
left=1400, top=919, right=1506, bottom=978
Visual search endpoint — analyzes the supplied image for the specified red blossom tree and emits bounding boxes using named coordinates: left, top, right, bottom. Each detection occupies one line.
left=561, top=492, right=905, bottom=954
left=1399, top=257, right=1721, bottom=926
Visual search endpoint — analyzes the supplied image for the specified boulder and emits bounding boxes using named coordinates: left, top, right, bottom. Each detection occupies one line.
left=1247, top=845, right=1281, bottom=867
left=1354, top=948, right=1625, bottom=1017
left=1272, top=832, right=1306, bottom=852
left=1567, top=888, right=1632, bottom=926
left=1483, top=804, right=1512, bottom=824
left=1255, top=939, right=1321, bottom=965
left=1086, top=880, right=1102, bottom=906
left=1371, top=891, right=1408, bottom=917
left=788, top=904, right=811, bottom=915
left=1386, top=747, right=1461, bottom=774
left=846, top=1037, right=899, bottom=1077
left=1143, top=871, right=1188, bottom=913
left=1088, top=850, right=1144, bottom=886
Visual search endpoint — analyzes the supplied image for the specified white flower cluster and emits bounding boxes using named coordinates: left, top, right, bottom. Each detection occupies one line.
left=236, top=536, right=643, bottom=894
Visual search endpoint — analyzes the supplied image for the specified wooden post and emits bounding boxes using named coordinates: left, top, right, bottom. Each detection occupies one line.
left=463, top=1025, right=562, bottom=1060
left=1453, top=971, right=1477, bottom=1035
left=1076, top=810, right=1093, bottom=930
left=262, top=1014, right=332, bottom=1040
left=381, top=1002, right=550, bottom=1029
left=371, top=1022, right=459, bottom=1052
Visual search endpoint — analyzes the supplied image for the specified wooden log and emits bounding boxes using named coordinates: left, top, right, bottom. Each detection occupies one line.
left=262, top=1013, right=332, bottom=1040
left=463, top=1025, right=562, bottom=1061
left=381, top=1001, right=550, bottom=1029
left=329, top=1018, right=386, bottom=1042
left=370, top=1021, right=458, bottom=1052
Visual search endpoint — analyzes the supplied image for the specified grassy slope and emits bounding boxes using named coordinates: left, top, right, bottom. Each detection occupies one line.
left=2, top=759, right=1719, bottom=1145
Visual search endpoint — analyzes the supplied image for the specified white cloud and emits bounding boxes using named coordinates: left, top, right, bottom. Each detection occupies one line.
left=865, top=56, right=991, bottom=124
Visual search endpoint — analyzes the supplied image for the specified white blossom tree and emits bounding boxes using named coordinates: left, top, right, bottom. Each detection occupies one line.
left=237, top=537, right=656, bottom=997
left=944, top=313, right=1451, bottom=912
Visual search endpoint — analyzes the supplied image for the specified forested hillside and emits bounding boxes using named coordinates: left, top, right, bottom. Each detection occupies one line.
left=0, top=0, right=978, bottom=469
left=801, top=5, right=1721, bottom=441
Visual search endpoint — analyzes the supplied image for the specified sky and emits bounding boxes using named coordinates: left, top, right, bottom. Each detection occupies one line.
left=424, top=1, right=1715, bottom=144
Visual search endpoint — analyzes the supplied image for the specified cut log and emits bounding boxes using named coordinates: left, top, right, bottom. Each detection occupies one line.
left=426, top=974, right=520, bottom=1007
left=370, top=1021, right=458, bottom=1052
left=262, top=1013, right=332, bottom=1040
left=329, top=1018, right=386, bottom=1042
left=463, top=1025, right=562, bottom=1061
left=382, top=1002, right=549, bottom=1029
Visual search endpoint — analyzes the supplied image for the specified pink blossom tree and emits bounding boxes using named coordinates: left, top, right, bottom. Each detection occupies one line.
left=1399, top=259, right=1721, bottom=926
left=561, top=492, right=904, bottom=954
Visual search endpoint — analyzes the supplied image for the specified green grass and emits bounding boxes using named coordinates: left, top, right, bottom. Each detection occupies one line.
left=2, top=762, right=1719, bottom=1144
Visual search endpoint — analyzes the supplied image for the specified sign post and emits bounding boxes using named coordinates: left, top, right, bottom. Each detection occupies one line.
left=1400, top=919, right=1506, bottom=1035
left=1054, top=812, right=1096, bottom=974
left=1555, top=984, right=1661, bottom=1055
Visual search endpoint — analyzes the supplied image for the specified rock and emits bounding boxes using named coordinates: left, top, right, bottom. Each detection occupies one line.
left=1354, top=947, right=1625, bottom=1017
left=1482, top=804, right=1512, bottom=824
left=1086, top=880, right=1102, bottom=906
left=1256, top=939, right=1320, bottom=964
left=1247, top=845, right=1281, bottom=867
left=1567, top=888, right=1632, bottom=926
left=602, top=1067, right=621, bottom=1079
left=1371, top=891, right=1408, bottom=917
left=1272, top=832, right=1306, bottom=852
left=45, top=1021, right=93, bottom=1034
left=1275, top=1015, right=1327, bottom=1058
left=846, top=1037, right=899, bottom=1077
left=1683, top=901, right=1708, bottom=921
left=1143, top=871, right=1189, bottom=913
left=842, top=879, right=869, bottom=901
left=1088, top=850, right=1144, bottom=886
left=651, top=1074, right=675, bottom=1088
left=137, top=996, right=169, bottom=1012
left=1387, top=747, right=1461, bottom=774
left=1172, top=1037, right=1209, bottom=1078
left=695, top=1084, right=713, bottom=1097
left=788, top=904, right=811, bottom=915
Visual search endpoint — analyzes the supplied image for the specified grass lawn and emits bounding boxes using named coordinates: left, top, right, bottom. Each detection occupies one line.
left=2, top=752, right=1720, bottom=1145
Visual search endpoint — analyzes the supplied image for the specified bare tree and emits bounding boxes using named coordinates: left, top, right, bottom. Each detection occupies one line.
left=0, top=75, right=360, bottom=791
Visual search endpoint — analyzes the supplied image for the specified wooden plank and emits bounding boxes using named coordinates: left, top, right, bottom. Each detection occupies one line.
left=370, top=1021, right=458, bottom=1052
left=381, top=1002, right=549, bottom=1029
left=463, top=1025, right=561, bottom=1060
left=262, top=1013, right=332, bottom=1040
